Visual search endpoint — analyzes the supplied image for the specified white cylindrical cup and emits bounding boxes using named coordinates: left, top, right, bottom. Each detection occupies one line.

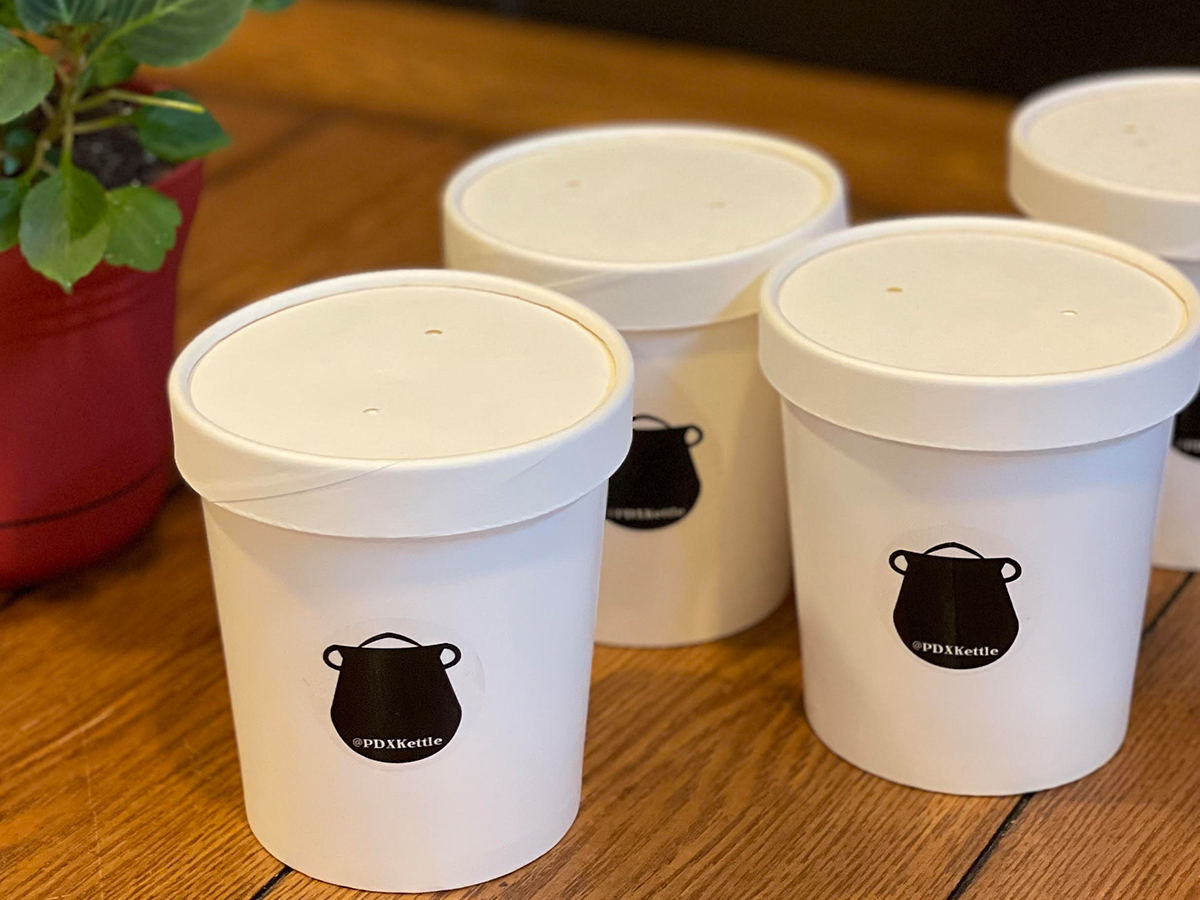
left=759, top=217, right=1200, bottom=795
left=442, top=124, right=848, bottom=646
left=1009, top=70, right=1200, bottom=569
left=169, top=270, right=633, bottom=891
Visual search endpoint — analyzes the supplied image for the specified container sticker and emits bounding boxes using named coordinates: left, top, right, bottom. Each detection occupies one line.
left=888, top=540, right=1024, bottom=670
left=315, top=621, right=485, bottom=766
left=1173, top=392, right=1200, bottom=458
left=606, top=413, right=703, bottom=529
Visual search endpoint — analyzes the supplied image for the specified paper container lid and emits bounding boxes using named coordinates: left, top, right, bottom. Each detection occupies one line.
left=1010, top=70, right=1200, bottom=261
left=170, top=270, right=634, bottom=537
left=442, top=123, right=848, bottom=331
left=759, top=216, right=1200, bottom=452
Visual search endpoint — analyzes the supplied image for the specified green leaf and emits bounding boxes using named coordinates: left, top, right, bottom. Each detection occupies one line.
left=0, top=178, right=27, bottom=250
left=132, top=90, right=229, bottom=161
left=0, top=0, right=22, bottom=28
left=0, top=31, right=54, bottom=124
left=6, top=126, right=35, bottom=152
left=15, top=0, right=106, bottom=33
left=60, top=161, right=108, bottom=237
left=103, top=185, right=180, bottom=270
left=86, top=41, right=139, bottom=89
left=18, top=165, right=110, bottom=289
left=249, top=0, right=294, bottom=10
left=108, top=0, right=250, bottom=67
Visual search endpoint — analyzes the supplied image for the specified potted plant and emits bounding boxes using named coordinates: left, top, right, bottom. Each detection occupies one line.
left=0, top=0, right=291, bottom=587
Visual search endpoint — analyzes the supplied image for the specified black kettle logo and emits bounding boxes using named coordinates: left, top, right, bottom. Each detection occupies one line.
left=890, top=542, right=1021, bottom=670
left=606, top=414, right=703, bottom=529
left=323, top=632, right=462, bottom=763
left=1173, top=393, right=1200, bottom=458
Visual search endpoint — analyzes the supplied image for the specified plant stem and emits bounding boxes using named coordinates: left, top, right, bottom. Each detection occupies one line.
left=59, top=73, right=77, bottom=165
left=105, top=89, right=204, bottom=113
left=71, top=115, right=132, bottom=135
left=62, top=104, right=75, bottom=163
left=22, top=138, right=50, bottom=185
left=74, top=90, right=123, bottom=113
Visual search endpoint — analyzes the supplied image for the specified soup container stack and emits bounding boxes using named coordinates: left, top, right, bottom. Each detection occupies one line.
left=169, top=270, right=633, bottom=891
left=758, top=216, right=1200, bottom=794
left=443, top=124, right=847, bottom=646
left=1009, top=70, right=1200, bottom=569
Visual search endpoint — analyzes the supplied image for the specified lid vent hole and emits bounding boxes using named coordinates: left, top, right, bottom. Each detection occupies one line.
left=363, top=408, right=381, bottom=416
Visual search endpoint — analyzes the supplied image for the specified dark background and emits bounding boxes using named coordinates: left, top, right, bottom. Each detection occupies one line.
left=422, top=0, right=1200, bottom=97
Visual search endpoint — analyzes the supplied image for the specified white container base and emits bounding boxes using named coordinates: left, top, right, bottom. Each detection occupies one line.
left=785, top=405, right=1166, bottom=795
left=595, top=315, right=790, bottom=647
left=204, top=489, right=605, bottom=892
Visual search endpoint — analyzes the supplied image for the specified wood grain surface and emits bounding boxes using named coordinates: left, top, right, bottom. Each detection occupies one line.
left=155, top=0, right=1015, bottom=218
left=3, top=2, right=1198, bottom=899
left=0, top=493, right=279, bottom=900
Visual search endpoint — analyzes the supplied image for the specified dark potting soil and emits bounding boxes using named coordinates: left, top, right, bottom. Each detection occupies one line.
left=74, top=125, right=172, bottom=190
left=71, top=100, right=173, bottom=189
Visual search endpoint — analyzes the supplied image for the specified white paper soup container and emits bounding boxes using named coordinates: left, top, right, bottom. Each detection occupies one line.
left=1009, top=70, right=1200, bottom=570
left=168, top=270, right=633, bottom=891
left=443, top=124, right=848, bottom=647
left=759, top=216, right=1200, bottom=795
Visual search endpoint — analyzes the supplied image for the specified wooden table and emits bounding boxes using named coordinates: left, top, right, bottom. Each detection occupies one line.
left=3, top=2, right=1199, bottom=897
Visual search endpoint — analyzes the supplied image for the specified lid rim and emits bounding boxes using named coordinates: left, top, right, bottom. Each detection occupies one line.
left=1008, top=69, right=1200, bottom=260
left=759, top=215, right=1200, bottom=452
left=444, top=122, right=848, bottom=273
left=442, top=122, right=850, bottom=331
left=172, top=275, right=631, bottom=473
left=177, top=300, right=628, bottom=475
left=170, top=269, right=635, bottom=537
left=1011, top=70, right=1200, bottom=207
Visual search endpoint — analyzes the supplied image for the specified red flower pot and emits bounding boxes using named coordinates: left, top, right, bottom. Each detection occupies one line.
left=0, top=158, right=203, bottom=588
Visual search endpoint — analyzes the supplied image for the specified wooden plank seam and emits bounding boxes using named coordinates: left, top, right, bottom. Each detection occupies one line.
left=941, top=570, right=1195, bottom=900
left=250, top=866, right=294, bottom=900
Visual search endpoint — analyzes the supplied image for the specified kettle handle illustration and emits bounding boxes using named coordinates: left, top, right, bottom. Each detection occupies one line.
left=323, top=632, right=463, bottom=670
left=633, top=414, right=672, bottom=429
left=631, top=414, right=704, bottom=447
left=890, top=542, right=1021, bottom=582
left=925, top=541, right=985, bottom=558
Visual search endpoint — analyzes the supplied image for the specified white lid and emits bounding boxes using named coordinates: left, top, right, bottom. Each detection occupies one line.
left=443, top=123, right=847, bottom=330
left=1010, top=70, right=1200, bottom=261
left=170, top=270, right=634, bottom=537
left=759, top=216, right=1200, bottom=451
